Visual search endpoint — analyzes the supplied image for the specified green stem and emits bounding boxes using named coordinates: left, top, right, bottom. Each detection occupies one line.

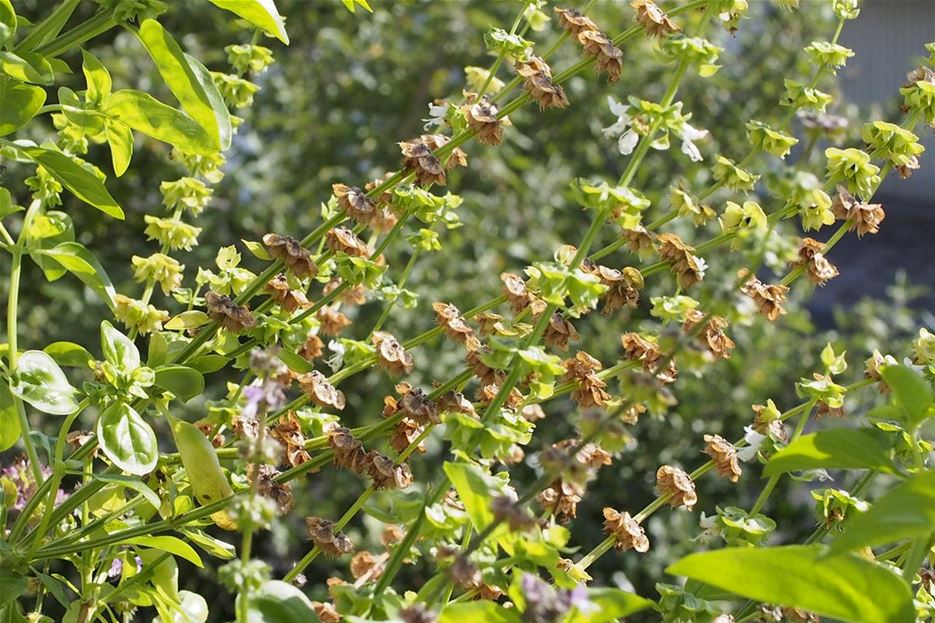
left=34, top=10, right=116, bottom=58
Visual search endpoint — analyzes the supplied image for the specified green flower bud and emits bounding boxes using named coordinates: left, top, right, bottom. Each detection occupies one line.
left=713, top=155, right=760, bottom=191
left=746, top=120, right=799, bottom=159
left=824, top=147, right=880, bottom=199
left=160, top=177, right=213, bottom=215
left=804, top=41, right=854, bottom=73
left=225, top=44, right=275, bottom=75
left=782, top=79, right=833, bottom=112
left=113, top=294, right=169, bottom=335
left=143, top=215, right=201, bottom=251
left=132, top=253, right=184, bottom=294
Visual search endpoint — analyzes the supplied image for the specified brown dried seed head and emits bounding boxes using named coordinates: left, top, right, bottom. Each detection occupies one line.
left=656, top=465, right=697, bottom=509
left=372, top=331, right=415, bottom=376
left=603, top=507, right=650, bottom=552
left=205, top=291, right=256, bottom=333
left=554, top=7, right=599, bottom=35
left=333, top=183, right=377, bottom=226
left=350, top=550, right=386, bottom=582
left=297, top=370, right=346, bottom=410
left=462, top=94, right=507, bottom=146
left=796, top=237, right=839, bottom=287
left=658, top=233, right=705, bottom=289
left=326, top=226, right=371, bottom=258
left=544, top=312, right=580, bottom=351
left=312, top=602, right=341, bottom=623
left=739, top=270, right=789, bottom=321
left=263, top=233, right=316, bottom=279
left=831, top=185, right=885, bottom=237
left=317, top=306, right=352, bottom=336
left=266, top=274, right=312, bottom=312
left=537, top=480, right=583, bottom=523
left=631, top=0, right=681, bottom=37
left=269, top=411, right=311, bottom=468
left=368, top=452, right=413, bottom=489
left=306, top=516, right=355, bottom=558
left=683, top=310, right=736, bottom=360
left=577, top=29, right=624, bottom=83
left=703, top=434, right=742, bottom=483
left=515, top=56, right=569, bottom=110
left=298, top=334, right=324, bottom=360
left=328, top=426, right=370, bottom=473
left=432, top=301, right=477, bottom=346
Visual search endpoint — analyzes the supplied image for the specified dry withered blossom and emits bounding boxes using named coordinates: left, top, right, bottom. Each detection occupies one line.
left=462, top=93, right=509, bottom=146
left=621, top=332, right=664, bottom=371
left=328, top=426, right=370, bottom=473
left=831, top=185, right=885, bottom=237
left=537, top=479, right=584, bottom=522
left=475, top=382, right=524, bottom=409
left=269, top=411, right=311, bottom=467
left=389, top=417, right=425, bottom=455
left=372, top=330, right=415, bottom=376
left=317, top=306, right=352, bottom=336
left=332, top=182, right=376, bottom=226
left=205, top=291, right=256, bottom=333
left=298, top=333, right=324, bottom=360
left=584, top=263, right=644, bottom=315
left=368, top=452, right=413, bottom=489
left=577, top=30, right=624, bottom=83
left=515, top=56, right=569, bottom=110
left=554, top=7, right=598, bottom=36
left=265, top=273, right=311, bottom=312
left=739, top=270, right=789, bottom=322
left=350, top=550, right=386, bottom=582
left=466, top=349, right=507, bottom=386
left=262, top=233, right=316, bottom=279
left=544, top=312, right=580, bottom=351
left=631, top=0, right=680, bottom=37
left=306, top=516, right=355, bottom=557
left=297, top=370, right=346, bottom=410
left=432, top=301, right=479, bottom=349
left=602, top=508, right=650, bottom=552
left=625, top=225, right=656, bottom=256
left=398, top=134, right=467, bottom=186
left=437, top=390, right=476, bottom=418
left=703, top=434, right=742, bottom=483
left=386, top=382, right=441, bottom=424
left=683, top=310, right=736, bottom=359
left=501, top=271, right=533, bottom=314
left=658, top=233, right=706, bottom=289
left=563, top=351, right=611, bottom=407
left=312, top=602, right=341, bottom=623
left=252, top=464, right=294, bottom=513
left=656, top=465, right=697, bottom=510
left=326, top=225, right=371, bottom=258
left=796, top=237, right=839, bottom=286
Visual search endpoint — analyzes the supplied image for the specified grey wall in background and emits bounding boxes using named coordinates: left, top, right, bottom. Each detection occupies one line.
left=839, top=0, right=935, bottom=201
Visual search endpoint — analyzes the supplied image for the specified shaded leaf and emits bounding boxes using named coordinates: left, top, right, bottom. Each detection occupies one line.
left=666, top=545, right=914, bottom=623
left=153, top=365, right=205, bottom=402
left=20, top=147, right=123, bottom=219
left=43, top=341, right=94, bottom=367
left=438, top=602, right=521, bottom=623
left=0, top=77, right=45, bottom=136
left=238, top=580, right=320, bottom=623
left=566, top=588, right=653, bottom=623
left=0, top=382, right=21, bottom=452
left=123, top=535, right=203, bottom=568
left=881, top=365, right=933, bottom=430
left=97, top=402, right=158, bottom=475
left=764, top=428, right=896, bottom=476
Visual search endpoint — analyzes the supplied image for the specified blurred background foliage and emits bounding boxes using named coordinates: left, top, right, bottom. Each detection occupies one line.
left=6, top=0, right=933, bottom=613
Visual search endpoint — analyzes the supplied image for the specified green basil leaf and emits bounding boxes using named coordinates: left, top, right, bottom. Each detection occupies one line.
left=93, top=473, right=161, bottom=509
left=153, top=365, right=205, bottom=402
left=164, top=310, right=210, bottom=331
left=26, top=210, right=74, bottom=282
left=764, top=428, right=896, bottom=476
left=80, top=49, right=111, bottom=102
left=122, top=535, right=203, bottom=568
left=97, top=401, right=158, bottom=475
left=43, top=341, right=94, bottom=367
left=443, top=461, right=498, bottom=531
left=0, top=77, right=45, bottom=137
left=105, top=121, right=133, bottom=177
left=239, top=581, right=320, bottom=623
left=830, top=469, right=935, bottom=555
left=101, top=320, right=141, bottom=373
left=565, top=588, right=653, bottom=623
left=187, top=354, right=228, bottom=374
left=138, top=19, right=231, bottom=152
left=207, top=0, right=289, bottom=44
left=102, top=89, right=216, bottom=156
left=20, top=147, right=123, bottom=219
left=666, top=545, right=914, bottom=623
left=10, top=350, right=78, bottom=415
left=438, top=602, right=521, bottom=623
left=881, top=364, right=934, bottom=430
left=0, top=50, right=53, bottom=84
left=180, top=528, right=236, bottom=560
left=38, top=241, right=117, bottom=308
left=0, top=0, right=16, bottom=47
left=0, top=382, right=21, bottom=452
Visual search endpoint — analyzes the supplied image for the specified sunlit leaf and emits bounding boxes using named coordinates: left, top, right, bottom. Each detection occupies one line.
left=97, top=401, right=158, bottom=475
left=10, top=350, right=78, bottom=415
left=764, top=428, right=896, bottom=476
left=208, top=0, right=289, bottom=43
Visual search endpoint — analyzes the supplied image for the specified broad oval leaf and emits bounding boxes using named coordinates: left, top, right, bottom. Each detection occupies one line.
left=10, top=350, right=78, bottom=415
left=443, top=461, right=498, bottom=531
left=20, top=147, right=123, bottom=219
left=565, top=588, right=653, bottom=623
left=830, top=470, right=935, bottom=555
left=39, top=242, right=117, bottom=308
left=97, top=402, right=158, bottom=475
left=153, top=365, right=205, bottom=402
left=93, top=473, right=161, bottom=509
left=122, top=535, right=203, bottom=568
left=101, top=320, right=141, bottom=372
left=103, top=89, right=217, bottom=156
left=165, top=310, right=210, bottom=331
left=208, top=0, right=289, bottom=44
left=0, top=382, right=21, bottom=451
left=763, top=428, right=896, bottom=476
left=438, top=602, right=521, bottom=623
left=666, top=545, right=914, bottom=623
left=240, top=580, right=320, bottom=623
left=0, top=77, right=45, bottom=136
left=0, top=50, right=54, bottom=84
left=881, top=364, right=934, bottom=430
left=138, top=19, right=231, bottom=152
left=44, top=341, right=94, bottom=367
left=80, top=49, right=111, bottom=102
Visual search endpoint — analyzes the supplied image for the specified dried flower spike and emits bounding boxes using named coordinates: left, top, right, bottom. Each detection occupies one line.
left=333, top=183, right=377, bottom=226
left=326, top=226, right=371, bottom=258
left=796, top=237, right=839, bottom=286
left=297, top=370, right=347, bottom=410
left=554, top=7, right=599, bottom=36
left=205, top=291, right=256, bottom=333
left=515, top=56, right=570, bottom=110
left=263, top=233, right=316, bottom=279
left=703, top=434, right=742, bottom=482
left=577, top=30, right=624, bottom=83
left=372, top=331, right=415, bottom=376
left=739, top=270, right=789, bottom=321
left=266, top=274, right=312, bottom=312
left=831, top=185, right=885, bottom=237
left=656, top=464, right=697, bottom=509
left=306, top=516, right=355, bottom=557
left=631, top=0, right=681, bottom=37
left=603, top=507, right=650, bottom=552
left=462, top=93, right=509, bottom=146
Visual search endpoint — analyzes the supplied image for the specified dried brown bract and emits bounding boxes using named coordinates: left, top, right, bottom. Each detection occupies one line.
left=831, top=185, right=885, bottom=237
left=683, top=309, right=736, bottom=359
left=658, top=233, right=705, bottom=289
left=515, top=56, right=569, bottom=110
left=554, top=7, right=599, bottom=36
left=432, top=301, right=478, bottom=349
left=326, top=226, right=371, bottom=258
left=585, top=263, right=644, bottom=315
left=621, top=332, right=663, bottom=370
left=390, top=417, right=425, bottom=455
left=437, top=391, right=476, bottom=418
left=350, top=550, right=386, bottom=583
left=263, top=233, right=316, bottom=279
left=631, top=0, right=680, bottom=37
left=298, top=334, right=324, bottom=360
left=368, top=452, right=413, bottom=489
left=312, top=602, right=341, bottom=623
left=252, top=464, right=294, bottom=513
left=266, top=274, right=311, bottom=312
left=462, top=93, right=508, bottom=146
left=563, top=352, right=611, bottom=407
left=491, top=495, right=536, bottom=532
left=317, top=306, right=352, bottom=336
left=205, top=291, right=256, bottom=333
left=703, top=434, right=742, bottom=483
left=306, top=516, right=354, bottom=557
left=328, top=426, right=370, bottom=473
left=269, top=411, right=310, bottom=467
left=466, top=349, right=507, bottom=386
left=603, top=508, right=650, bottom=552
left=739, top=270, right=789, bottom=321
left=537, top=479, right=584, bottom=522
left=544, top=312, right=580, bottom=351
left=399, top=135, right=467, bottom=186
left=796, top=237, right=839, bottom=286
left=656, top=465, right=697, bottom=510
left=577, top=30, right=624, bottom=83
left=624, top=225, right=656, bottom=256
left=333, top=183, right=377, bottom=226
left=372, top=331, right=414, bottom=376
left=297, top=370, right=346, bottom=410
